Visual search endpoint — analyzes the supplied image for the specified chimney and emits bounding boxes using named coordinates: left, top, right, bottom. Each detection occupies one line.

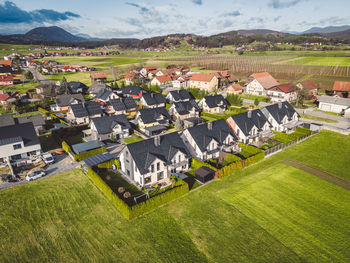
left=154, top=135, right=161, bottom=146
left=247, top=109, right=252, bottom=118
left=278, top=102, right=282, bottom=109
left=208, top=122, right=213, bottom=130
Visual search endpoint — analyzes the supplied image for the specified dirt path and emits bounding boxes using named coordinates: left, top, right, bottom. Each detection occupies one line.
left=274, top=57, right=305, bottom=64
left=282, top=159, right=350, bottom=191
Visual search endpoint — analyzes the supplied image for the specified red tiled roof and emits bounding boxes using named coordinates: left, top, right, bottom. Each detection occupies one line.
left=275, top=83, right=297, bottom=93
left=189, top=73, right=215, bottom=82
left=0, top=94, right=10, bottom=101
left=228, top=74, right=238, bottom=82
left=250, top=72, right=279, bottom=89
left=145, top=66, right=157, bottom=71
left=90, top=72, right=107, bottom=79
left=227, top=84, right=243, bottom=92
left=300, top=79, right=318, bottom=90
left=333, top=81, right=350, bottom=92
left=125, top=72, right=137, bottom=79
left=155, top=75, right=171, bottom=83
left=0, top=74, right=13, bottom=82
left=0, top=60, right=12, bottom=66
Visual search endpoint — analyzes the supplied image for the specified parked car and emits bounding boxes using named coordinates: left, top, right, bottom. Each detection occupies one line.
left=26, top=170, right=46, bottom=181
left=42, top=153, right=54, bottom=165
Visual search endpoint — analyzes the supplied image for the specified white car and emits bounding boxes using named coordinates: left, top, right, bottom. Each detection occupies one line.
left=42, top=153, right=54, bottom=165
left=26, top=170, right=46, bottom=181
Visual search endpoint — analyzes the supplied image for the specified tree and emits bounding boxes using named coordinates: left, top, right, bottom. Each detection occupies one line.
left=296, top=88, right=309, bottom=107
left=254, top=98, right=259, bottom=106
left=59, top=76, right=69, bottom=94
left=24, top=71, right=33, bottom=81
left=175, top=117, right=184, bottom=131
left=226, top=94, right=242, bottom=106
left=121, top=81, right=125, bottom=89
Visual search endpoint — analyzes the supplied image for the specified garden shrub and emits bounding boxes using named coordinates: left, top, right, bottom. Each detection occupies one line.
left=215, top=160, right=243, bottom=178
left=74, top=147, right=107, bottom=161
left=62, top=141, right=71, bottom=153
left=97, top=159, right=120, bottom=169
left=191, top=158, right=217, bottom=171
left=239, top=143, right=264, bottom=159
left=225, top=153, right=242, bottom=163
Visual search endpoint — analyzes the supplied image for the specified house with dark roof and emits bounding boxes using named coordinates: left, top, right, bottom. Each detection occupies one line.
left=106, top=97, right=138, bottom=116
left=226, top=109, right=274, bottom=145
left=266, top=83, right=298, bottom=102
left=51, top=94, right=84, bottom=112
left=181, top=120, right=239, bottom=161
left=122, top=86, right=145, bottom=99
left=88, top=83, right=111, bottom=98
left=246, top=72, right=279, bottom=96
left=136, top=107, right=171, bottom=136
left=0, top=123, right=42, bottom=164
left=94, top=88, right=119, bottom=104
left=119, top=132, right=191, bottom=187
left=0, top=114, right=15, bottom=127
left=168, top=100, right=200, bottom=121
left=296, top=80, right=318, bottom=98
left=68, top=81, right=88, bottom=94
left=90, top=115, right=131, bottom=141
left=261, top=101, right=301, bottom=133
left=16, top=114, right=45, bottom=134
left=140, top=92, right=166, bottom=108
left=67, top=101, right=103, bottom=125
left=198, top=95, right=230, bottom=113
left=166, top=90, right=192, bottom=103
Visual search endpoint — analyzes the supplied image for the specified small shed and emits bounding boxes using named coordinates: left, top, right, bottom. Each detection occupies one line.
left=72, top=140, right=105, bottom=155
left=84, top=152, right=114, bottom=167
left=195, top=166, right=215, bottom=183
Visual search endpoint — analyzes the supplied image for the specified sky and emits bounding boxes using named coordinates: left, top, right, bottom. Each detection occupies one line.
left=0, top=0, right=349, bottom=38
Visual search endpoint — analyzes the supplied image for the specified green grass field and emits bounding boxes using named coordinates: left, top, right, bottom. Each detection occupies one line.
left=0, top=130, right=349, bottom=262
left=285, top=56, right=350, bottom=66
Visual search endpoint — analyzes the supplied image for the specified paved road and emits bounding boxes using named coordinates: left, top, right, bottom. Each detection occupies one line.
left=241, top=98, right=271, bottom=107
left=296, top=107, right=350, bottom=122
left=27, top=68, right=55, bottom=84
left=0, top=154, right=80, bottom=191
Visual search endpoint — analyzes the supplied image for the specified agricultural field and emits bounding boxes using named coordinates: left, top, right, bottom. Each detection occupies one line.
left=285, top=56, right=350, bottom=66
left=1, top=130, right=349, bottom=262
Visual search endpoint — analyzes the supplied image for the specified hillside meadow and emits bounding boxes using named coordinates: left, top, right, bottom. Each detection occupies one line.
left=0, top=130, right=349, bottom=262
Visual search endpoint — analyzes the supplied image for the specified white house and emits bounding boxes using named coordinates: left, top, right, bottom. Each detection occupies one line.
left=266, top=83, right=298, bottom=102
left=119, top=132, right=191, bottom=187
left=317, top=95, right=350, bottom=114
left=245, top=72, right=279, bottom=96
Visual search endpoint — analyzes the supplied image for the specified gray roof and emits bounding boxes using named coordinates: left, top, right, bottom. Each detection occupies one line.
left=122, top=86, right=144, bottom=96
left=70, top=104, right=88, bottom=118
left=168, top=90, right=192, bottom=101
left=187, top=119, right=237, bottom=152
left=110, top=97, right=137, bottom=111
left=68, top=81, right=88, bottom=94
left=142, top=92, right=166, bottom=106
left=88, top=83, right=111, bottom=94
left=91, top=115, right=131, bottom=135
left=229, top=109, right=270, bottom=137
left=85, top=101, right=103, bottom=116
left=0, top=114, right=15, bottom=127
left=203, top=95, right=230, bottom=108
left=174, top=100, right=200, bottom=115
left=95, top=88, right=116, bottom=101
left=317, top=95, right=350, bottom=107
left=55, top=94, right=84, bottom=107
left=126, top=132, right=191, bottom=175
left=71, top=140, right=105, bottom=154
left=0, top=123, right=39, bottom=147
left=138, top=107, right=170, bottom=124
left=16, top=114, right=45, bottom=127
left=84, top=152, right=115, bottom=167
left=262, top=102, right=299, bottom=124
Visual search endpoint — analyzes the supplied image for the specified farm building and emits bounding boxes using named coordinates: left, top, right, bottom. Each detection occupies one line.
left=317, top=95, right=350, bottom=114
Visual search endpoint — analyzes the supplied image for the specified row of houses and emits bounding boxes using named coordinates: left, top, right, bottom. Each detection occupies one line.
left=118, top=101, right=300, bottom=188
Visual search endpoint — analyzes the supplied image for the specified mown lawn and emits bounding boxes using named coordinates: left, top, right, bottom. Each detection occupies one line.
left=300, top=114, right=337, bottom=123
left=285, top=56, right=350, bottom=66
left=0, top=130, right=349, bottom=262
left=219, top=163, right=350, bottom=262
left=123, top=134, right=144, bottom=144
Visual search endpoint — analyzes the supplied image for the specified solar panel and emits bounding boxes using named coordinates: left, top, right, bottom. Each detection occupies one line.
left=111, top=99, right=126, bottom=111
left=124, top=97, right=137, bottom=109
left=70, top=104, right=88, bottom=118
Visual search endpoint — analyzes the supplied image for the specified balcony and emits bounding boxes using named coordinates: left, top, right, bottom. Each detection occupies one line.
left=170, top=160, right=188, bottom=169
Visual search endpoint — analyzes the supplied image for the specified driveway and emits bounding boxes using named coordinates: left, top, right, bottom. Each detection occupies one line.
left=0, top=154, right=80, bottom=191
left=28, top=68, right=55, bottom=84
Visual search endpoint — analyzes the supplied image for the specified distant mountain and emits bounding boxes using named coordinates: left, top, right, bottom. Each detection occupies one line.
left=302, top=25, right=350, bottom=34
left=24, top=26, right=86, bottom=42
left=236, top=29, right=290, bottom=37
left=324, top=29, right=350, bottom=40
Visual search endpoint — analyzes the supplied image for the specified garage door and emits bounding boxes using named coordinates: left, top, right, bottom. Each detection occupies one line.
left=320, top=103, right=331, bottom=111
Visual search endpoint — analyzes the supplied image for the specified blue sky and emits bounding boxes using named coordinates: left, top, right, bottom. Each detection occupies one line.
left=0, top=0, right=349, bottom=38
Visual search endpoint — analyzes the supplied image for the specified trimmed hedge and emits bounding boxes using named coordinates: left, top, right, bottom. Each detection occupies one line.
left=201, top=112, right=228, bottom=120
left=245, top=152, right=265, bottom=167
left=87, top=167, right=131, bottom=218
left=87, top=167, right=189, bottom=219
left=191, top=158, right=217, bottom=171
left=97, top=159, right=120, bottom=169
left=62, top=141, right=71, bottom=154
left=226, top=153, right=242, bottom=163
left=74, top=147, right=107, bottom=161
left=215, top=160, right=243, bottom=178
left=239, top=143, right=264, bottom=159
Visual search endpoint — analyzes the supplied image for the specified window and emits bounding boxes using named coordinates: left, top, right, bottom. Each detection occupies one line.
left=157, top=172, right=164, bottom=180
left=151, top=164, right=154, bottom=173
left=13, top=144, right=22, bottom=150
left=212, top=143, right=214, bottom=150
left=27, top=151, right=37, bottom=156
left=134, top=165, right=137, bottom=172
left=156, top=162, right=160, bottom=171
left=126, top=170, right=130, bottom=176
left=237, top=129, right=240, bottom=136
left=125, top=151, right=129, bottom=163
left=145, top=177, right=151, bottom=184
left=178, top=155, right=181, bottom=163
left=11, top=154, right=22, bottom=160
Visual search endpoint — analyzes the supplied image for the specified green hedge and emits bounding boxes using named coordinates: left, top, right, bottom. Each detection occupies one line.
left=97, top=159, right=120, bottom=169
left=87, top=167, right=131, bottom=218
left=38, top=107, right=49, bottom=114
left=191, top=158, right=217, bottom=171
left=245, top=152, right=265, bottom=167
left=226, top=153, right=242, bottom=163
left=74, top=147, right=107, bottom=161
left=239, top=143, right=264, bottom=159
left=87, top=167, right=189, bottom=219
left=215, top=160, right=243, bottom=178
left=62, top=140, right=71, bottom=153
